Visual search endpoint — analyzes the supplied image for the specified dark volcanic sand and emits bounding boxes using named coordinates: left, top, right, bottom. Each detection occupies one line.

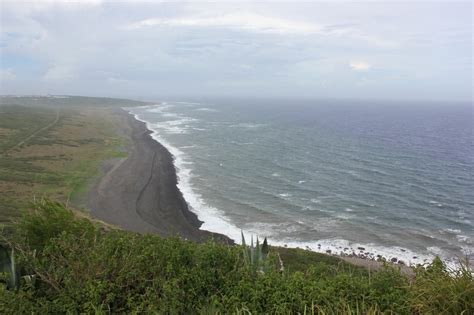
left=87, top=109, right=232, bottom=244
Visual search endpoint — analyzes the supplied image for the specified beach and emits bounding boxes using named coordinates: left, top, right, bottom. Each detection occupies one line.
left=87, top=108, right=232, bottom=244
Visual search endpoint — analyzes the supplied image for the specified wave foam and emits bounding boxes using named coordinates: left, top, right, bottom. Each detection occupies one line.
left=229, top=123, right=266, bottom=129
left=195, top=107, right=218, bottom=112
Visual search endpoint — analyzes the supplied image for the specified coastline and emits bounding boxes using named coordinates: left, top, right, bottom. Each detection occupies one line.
left=86, top=106, right=450, bottom=274
left=87, top=108, right=232, bottom=244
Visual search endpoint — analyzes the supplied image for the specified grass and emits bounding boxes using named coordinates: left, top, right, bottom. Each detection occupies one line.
left=0, top=105, right=55, bottom=153
left=0, top=97, right=137, bottom=224
left=0, top=95, right=148, bottom=109
left=274, top=246, right=364, bottom=274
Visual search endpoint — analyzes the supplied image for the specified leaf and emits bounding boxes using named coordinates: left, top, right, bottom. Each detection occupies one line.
left=262, top=237, right=269, bottom=259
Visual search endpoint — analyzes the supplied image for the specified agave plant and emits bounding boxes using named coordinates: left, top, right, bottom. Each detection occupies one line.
left=0, top=244, right=19, bottom=289
left=241, top=231, right=270, bottom=274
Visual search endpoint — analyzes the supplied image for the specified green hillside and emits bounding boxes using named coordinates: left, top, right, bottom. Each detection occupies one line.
left=1, top=200, right=472, bottom=314
left=0, top=96, right=144, bottom=223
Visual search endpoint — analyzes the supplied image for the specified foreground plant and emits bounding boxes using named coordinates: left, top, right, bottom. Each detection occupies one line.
left=240, top=231, right=271, bottom=274
left=0, top=244, right=18, bottom=290
left=409, top=257, right=473, bottom=313
left=0, top=199, right=472, bottom=314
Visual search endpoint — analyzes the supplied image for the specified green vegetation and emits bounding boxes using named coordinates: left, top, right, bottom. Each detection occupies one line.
left=1, top=200, right=472, bottom=314
left=0, top=95, right=148, bottom=109
left=241, top=233, right=273, bottom=275
left=0, top=97, right=137, bottom=223
left=274, top=246, right=360, bottom=274
left=0, top=105, right=56, bottom=153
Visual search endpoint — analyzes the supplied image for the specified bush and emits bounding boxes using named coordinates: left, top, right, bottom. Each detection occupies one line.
left=1, top=199, right=472, bottom=314
left=409, top=257, right=473, bottom=314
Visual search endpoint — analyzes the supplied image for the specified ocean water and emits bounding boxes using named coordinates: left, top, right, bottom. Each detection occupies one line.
left=128, top=99, right=473, bottom=266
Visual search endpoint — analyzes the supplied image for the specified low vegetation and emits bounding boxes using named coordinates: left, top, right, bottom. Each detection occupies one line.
left=0, top=96, right=141, bottom=223
left=1, top=200, right=472, bottom=314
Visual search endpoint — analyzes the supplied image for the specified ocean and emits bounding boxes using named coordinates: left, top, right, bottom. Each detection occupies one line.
left=128, top=99, right=473, bottom=266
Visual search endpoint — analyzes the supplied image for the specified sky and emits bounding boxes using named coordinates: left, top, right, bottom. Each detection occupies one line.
left=0, top=0, right=472, bottom=102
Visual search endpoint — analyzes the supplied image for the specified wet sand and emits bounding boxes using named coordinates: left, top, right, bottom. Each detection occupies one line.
left=87, top=108, right=232, bottom=244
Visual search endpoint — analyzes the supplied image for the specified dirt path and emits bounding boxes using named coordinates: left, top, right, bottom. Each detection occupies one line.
left=9, top=107, right=60, bottom=151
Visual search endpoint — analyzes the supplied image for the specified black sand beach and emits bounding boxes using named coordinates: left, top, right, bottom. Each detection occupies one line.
left=87, top=109, right=231, bottom=244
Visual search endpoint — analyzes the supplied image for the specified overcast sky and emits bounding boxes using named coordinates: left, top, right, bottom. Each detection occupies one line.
left=0, top=1, right=472, bottom=101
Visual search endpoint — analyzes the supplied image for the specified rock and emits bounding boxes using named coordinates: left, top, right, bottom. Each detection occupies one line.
left=412, top=256, right=418, bottom=259
left=344, top=247, right=349, bottom=251
left=391, top=257, right=398, bottom=263
left=357, top=247, right=365, bottom=251
left=400, top=249, right=406, bottom=252
left=326, top=249, right=332, bottom=254
left=398, top=260, right=405, bottom=265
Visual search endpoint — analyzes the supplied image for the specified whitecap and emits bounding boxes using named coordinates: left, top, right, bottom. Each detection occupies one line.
left=195, top=107, right=218, bottom=112
left=456, top=234, right=473, bottom=244
left=229, top=123, right=265, bottom=129
left=336, top=214, right=353, bottom=220
left=440, top=228, right=462, bottom=235
left=429, top=200, right=443, bottom=207
left=427, top=246, right=444, bottom=256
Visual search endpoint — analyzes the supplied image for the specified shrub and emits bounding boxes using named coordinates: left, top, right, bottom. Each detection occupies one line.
left=409, top=257, right=473, bottom=314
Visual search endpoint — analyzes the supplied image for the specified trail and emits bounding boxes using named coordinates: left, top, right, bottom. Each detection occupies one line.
left=9, top=108, right=60, bottom=151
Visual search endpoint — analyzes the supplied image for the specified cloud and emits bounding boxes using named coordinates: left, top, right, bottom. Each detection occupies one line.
left=0, top=69, right=16, bottom=80
left=25, top=0, right=103, bottom=7
left=350, top=61, right=371, bottom=71
left=43, top=65, right=75, bottom=81
left=126, top=13, right=322, bottom=35
left=125, top=12, right=400, bottom=48
left=0, top=1, right=471, bottom=101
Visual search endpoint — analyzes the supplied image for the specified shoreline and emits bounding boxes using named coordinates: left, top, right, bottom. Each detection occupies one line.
left=87, top=108, right=232, bottom=244
left=86, top=106, right=449, bottom=273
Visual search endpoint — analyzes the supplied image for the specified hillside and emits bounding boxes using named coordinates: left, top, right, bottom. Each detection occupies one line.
left=0, top=96, right=147, bottom=223
left=1, top=200, right=472, bottom=314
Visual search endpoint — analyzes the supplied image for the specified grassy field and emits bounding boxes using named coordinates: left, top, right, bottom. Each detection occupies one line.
left=0, top=96, right=147, bottom=224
